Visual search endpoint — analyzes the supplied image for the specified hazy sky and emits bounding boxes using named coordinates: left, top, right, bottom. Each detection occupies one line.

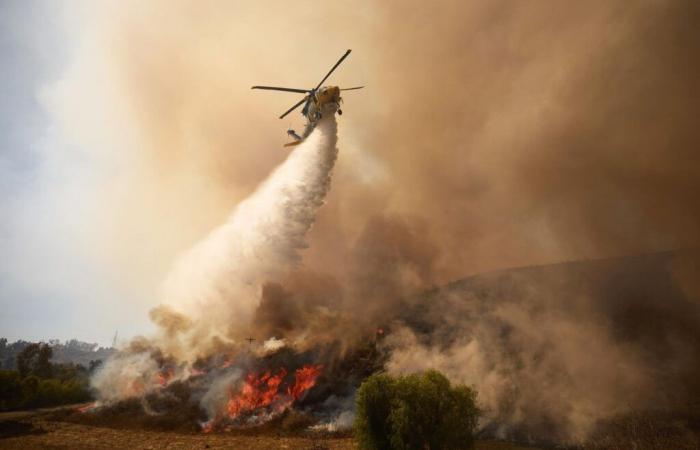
left=0, top=1, right=146, bottom=346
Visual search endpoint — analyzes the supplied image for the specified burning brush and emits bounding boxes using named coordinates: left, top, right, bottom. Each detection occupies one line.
left=202, top=364, right=323, bottom=431
left=79, top=116, right=372, bottom=433
left=80, top=338, right=387, bottom=434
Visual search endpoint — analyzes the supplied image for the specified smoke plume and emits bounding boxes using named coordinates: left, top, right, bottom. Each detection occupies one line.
left=93, top=115, right=338, bottom=412
left=157, top=115, right=338, bottom=360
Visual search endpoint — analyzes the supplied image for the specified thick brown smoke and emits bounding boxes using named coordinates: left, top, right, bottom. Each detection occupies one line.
left=352, top=0, right=700, bottom=279
left=382, top=250, right=700, bottom=442
left=53, top=0, right=700, bottom=285
left=251, top=215, right=440, bottom=349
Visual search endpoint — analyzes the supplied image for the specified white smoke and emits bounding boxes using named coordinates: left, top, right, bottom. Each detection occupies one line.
left=199, top=368, right=243, bottom=421
left=262, top=337, right=286, bottom=353
left=91, top=351, right=162, bottom=403
left=93, top=114, right=339, bottom=400
left=310, top=393, right=356, bottom=432
left=158, top=114, right=338, bottom=358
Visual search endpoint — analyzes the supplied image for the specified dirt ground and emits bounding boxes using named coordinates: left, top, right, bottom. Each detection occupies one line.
left=0, top=406, right=542, bottom=450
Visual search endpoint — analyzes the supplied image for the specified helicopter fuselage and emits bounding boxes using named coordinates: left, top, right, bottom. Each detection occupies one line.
left=251, top=49, right=362, bottom=147
left=304, top=86, right=342, bottom=121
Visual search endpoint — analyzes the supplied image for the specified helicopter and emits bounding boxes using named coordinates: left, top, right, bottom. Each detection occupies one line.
left=252, top=49, right=364, bottom=147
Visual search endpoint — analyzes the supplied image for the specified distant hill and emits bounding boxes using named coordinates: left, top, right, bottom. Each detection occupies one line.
left=0, top=338, right=115, bottom=369
left=394, top=248, right=700, bottom=442
left=406, top=248, right=700, bottom=351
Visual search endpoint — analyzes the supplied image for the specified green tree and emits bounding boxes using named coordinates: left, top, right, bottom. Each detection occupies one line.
left=1, top=341, right=94, bottom=411
left=20, top=375, right=40, bottom=408
left=16, top=343, right=53, bottom=378
left=355, top=370, right=480, bottom=450
left=356, top=374, right=396, bottom=450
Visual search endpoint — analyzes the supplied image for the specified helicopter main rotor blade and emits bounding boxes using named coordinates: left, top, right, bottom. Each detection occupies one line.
left=340, top=86, right=364, bottom=91
left=315, top=49, right=352, bottom=90
left=279, top=96, right=308, bottom=119
left=252, top=86, right=310, bottom=94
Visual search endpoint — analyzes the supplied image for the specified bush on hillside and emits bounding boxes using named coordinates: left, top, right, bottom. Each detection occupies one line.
left=355, top=370, right=479, bottom=450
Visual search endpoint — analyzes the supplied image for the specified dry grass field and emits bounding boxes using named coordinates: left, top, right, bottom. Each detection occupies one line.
left=0, top=406, right=542, bottom=450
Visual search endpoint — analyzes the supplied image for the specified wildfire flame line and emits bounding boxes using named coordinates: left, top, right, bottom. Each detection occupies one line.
left=227, top=364, right=323, bottom=419
left=203, top=364, right=323, bottom=431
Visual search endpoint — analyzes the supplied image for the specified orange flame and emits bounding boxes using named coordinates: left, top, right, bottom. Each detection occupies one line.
left=201, top=419, right=216, bottom=433
left=226, top=368, right=288, bottom=417
left=77, top=402, right=98, bottom=413
left=155, top=368, right=174, bottom=387
left=288, top=365, right=323, bottom=400
left=223, top=364, right=323, bottom=423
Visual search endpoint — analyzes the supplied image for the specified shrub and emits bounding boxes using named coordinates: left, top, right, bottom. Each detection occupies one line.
left=356, top=374, right=396, bottom=450
left=35, top=378, right=91, bottom=407
left=0, top=370, right=22, bottom=409
left=0, top=370, right=91, bottom=410
left=0, top=341, right=94, bottom=411
left=355, top=370, right=479, bottom=450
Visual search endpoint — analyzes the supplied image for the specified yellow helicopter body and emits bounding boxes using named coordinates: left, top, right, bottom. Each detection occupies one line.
left=251, top=50, right=363, bottom=147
